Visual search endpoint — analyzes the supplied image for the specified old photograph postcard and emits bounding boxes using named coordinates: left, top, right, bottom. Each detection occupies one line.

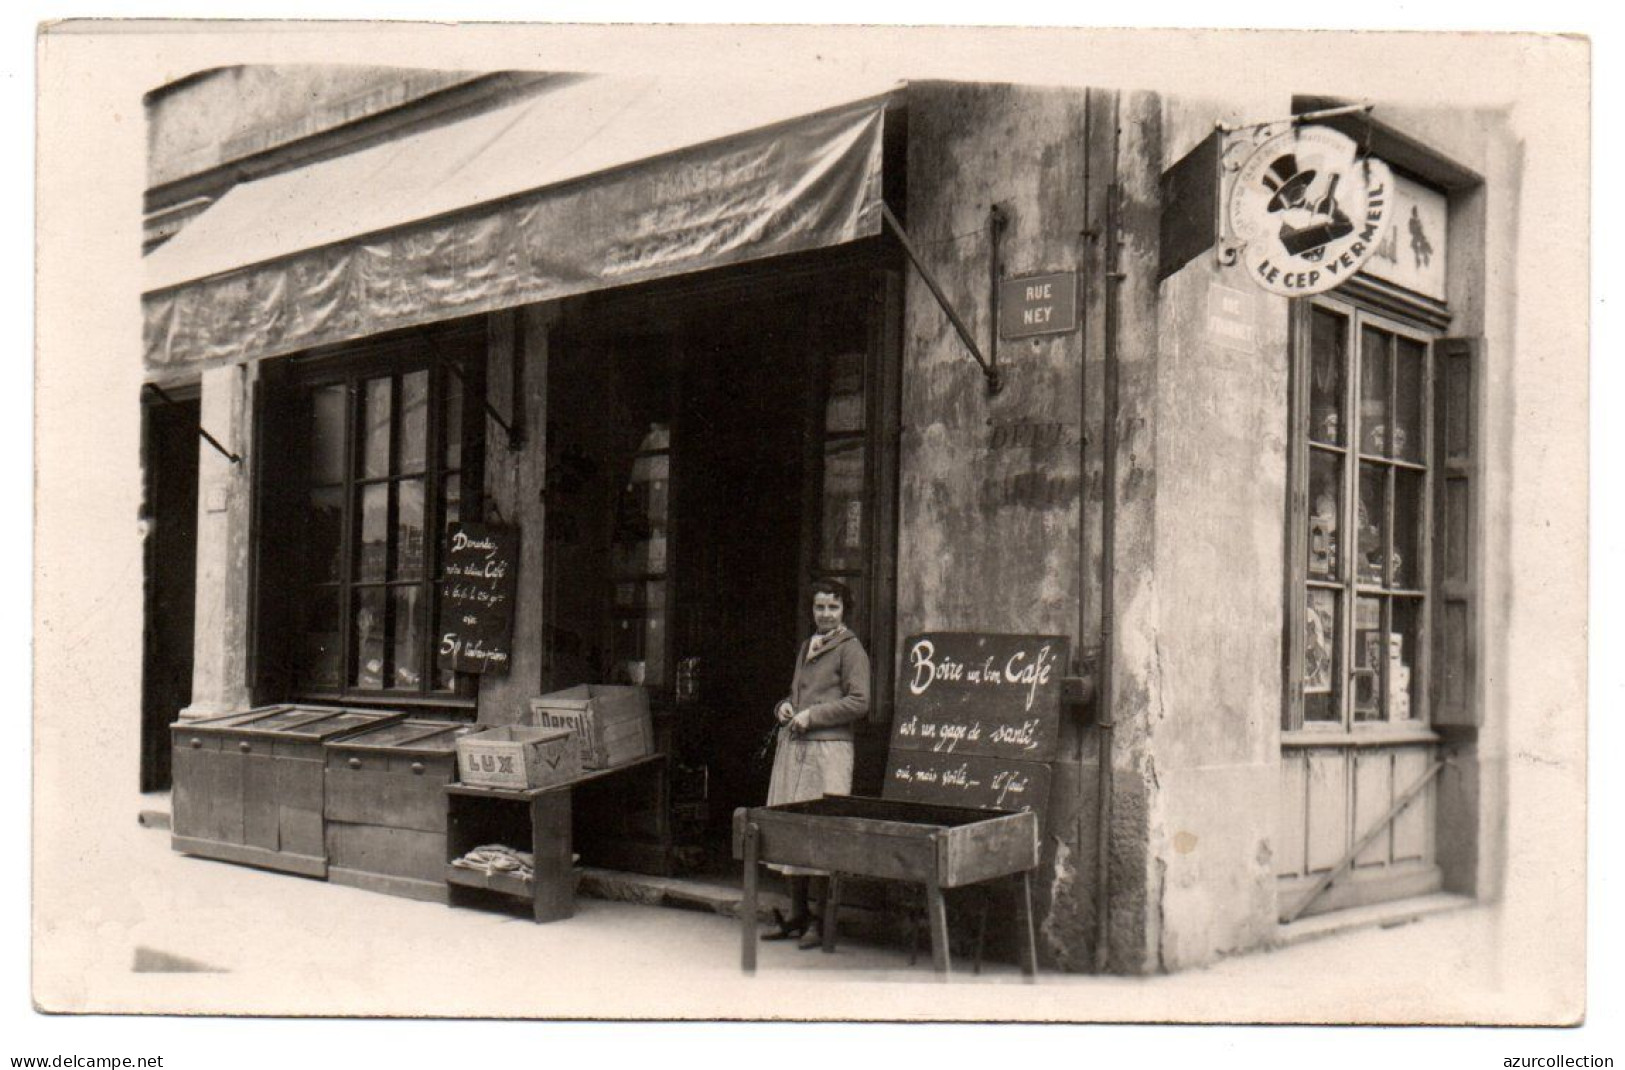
left=22, top=12, right=1604, bottom=1061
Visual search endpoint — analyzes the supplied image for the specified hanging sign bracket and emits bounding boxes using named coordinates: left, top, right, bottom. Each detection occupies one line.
left=440, top=358, right=523, bottom=451
left=141, top=382, right=240, bottom=465
left=1214, top=104, right=1376, bottom=270
left=881, top=201, right=1003, bottom=396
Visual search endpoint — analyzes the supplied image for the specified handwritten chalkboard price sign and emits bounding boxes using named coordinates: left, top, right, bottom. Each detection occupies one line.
left=436, top=522, right=519, bottom=675
left=883, top=632, right=1069, bottom=818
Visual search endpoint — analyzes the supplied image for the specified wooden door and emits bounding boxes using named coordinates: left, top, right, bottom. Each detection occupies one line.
left=141, top=394, right=198, bottom=791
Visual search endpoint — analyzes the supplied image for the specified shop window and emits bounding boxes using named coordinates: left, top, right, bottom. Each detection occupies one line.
left=1285, top=298, right=1477, bottom=732
left=255, top=329, right=485, bottom=707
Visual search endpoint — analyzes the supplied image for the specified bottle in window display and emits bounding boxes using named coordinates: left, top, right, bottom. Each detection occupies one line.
left=1357, top=499, right=1385, bottom=583
left=1309, top=488, right=1338, bottom=577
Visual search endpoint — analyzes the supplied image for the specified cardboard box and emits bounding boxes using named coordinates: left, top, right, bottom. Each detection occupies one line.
left=456, top=726, right=581, bottom=790
left=527, top=684, right=653, bottom=770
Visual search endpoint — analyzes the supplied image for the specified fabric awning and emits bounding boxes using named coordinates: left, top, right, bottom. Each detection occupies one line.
left=143, top=75, right=899, bottom=369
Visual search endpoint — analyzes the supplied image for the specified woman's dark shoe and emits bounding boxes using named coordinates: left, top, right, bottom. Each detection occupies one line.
left=760, top=909, right=812, bottom=942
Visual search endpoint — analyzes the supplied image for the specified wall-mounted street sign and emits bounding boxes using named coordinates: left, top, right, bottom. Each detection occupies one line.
left=1228, top=126, right=1393, bottom=297
left=998, top=272, right=1078, bottom=339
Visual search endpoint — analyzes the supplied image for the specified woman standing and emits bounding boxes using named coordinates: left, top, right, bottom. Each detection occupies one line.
left=760, top=578, right=870, bottom=949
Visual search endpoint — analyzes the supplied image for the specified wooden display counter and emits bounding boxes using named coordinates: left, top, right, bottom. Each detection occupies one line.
left=324, top=718, right=483, bottom=902
left=172, top=705, right=404, bottom=877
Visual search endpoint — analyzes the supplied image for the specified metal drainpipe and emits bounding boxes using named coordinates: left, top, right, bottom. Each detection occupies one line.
left=1094, top=180, right=1124, bottom=975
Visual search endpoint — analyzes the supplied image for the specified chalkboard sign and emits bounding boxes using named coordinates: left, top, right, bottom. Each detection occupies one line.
left=436, top=522, right=519, bottom=675
left=889, top=632, right=1070, bottom=763
left=884, top=752, right=1054, bottom=816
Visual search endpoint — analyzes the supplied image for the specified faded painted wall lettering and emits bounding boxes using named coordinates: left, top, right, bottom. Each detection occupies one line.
left=988, top=420, right=1084, bottom=450
left=982, top=469, right=1078, bottom=510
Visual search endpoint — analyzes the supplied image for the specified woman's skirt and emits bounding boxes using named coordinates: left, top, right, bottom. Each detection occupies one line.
left=764, top=728, right=854, bottom=876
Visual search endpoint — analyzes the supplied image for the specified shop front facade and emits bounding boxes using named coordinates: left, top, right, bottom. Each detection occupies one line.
left=141, top=69, right=1519, bottom=973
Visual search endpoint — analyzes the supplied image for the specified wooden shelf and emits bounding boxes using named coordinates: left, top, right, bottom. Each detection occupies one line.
left=445, top=864, right=533, bottom=900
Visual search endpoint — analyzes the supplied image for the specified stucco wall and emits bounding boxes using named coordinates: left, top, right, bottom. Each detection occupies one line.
left=147, top=65, right=481, bottom=189
left=1135, top=94, right=1295, bottom=970
left=899, top=81, right=1168, bottom=972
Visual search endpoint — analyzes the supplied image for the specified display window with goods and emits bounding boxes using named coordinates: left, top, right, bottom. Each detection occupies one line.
left=1277, top=274, right=1481, bottom=919
left=252, top=323, right=489, bottom=711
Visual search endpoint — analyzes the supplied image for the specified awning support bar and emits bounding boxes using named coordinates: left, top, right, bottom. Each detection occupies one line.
left=881, top=201, right=1003, bottom=396
left=141, top=383, right=240, bottom=464
left=1281, top=757, right=1448, bottom=925
left=440, top=359, right=522, bottom=451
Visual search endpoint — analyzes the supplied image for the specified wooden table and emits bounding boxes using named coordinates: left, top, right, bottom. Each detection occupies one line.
left=733, top=795, right=1040, bottom=978
left=444, top=755, right=668, bottom=923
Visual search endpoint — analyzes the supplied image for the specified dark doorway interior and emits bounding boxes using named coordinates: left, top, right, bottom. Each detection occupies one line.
left=140, top=394, right=199, bottom=792
left=544, top=298, right=814, bottom=870
left=673, top=307, right=809, bottom=847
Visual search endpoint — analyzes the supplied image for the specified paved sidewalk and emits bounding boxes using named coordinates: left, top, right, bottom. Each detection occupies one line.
left=27, top=794, right=1558, bottom=1025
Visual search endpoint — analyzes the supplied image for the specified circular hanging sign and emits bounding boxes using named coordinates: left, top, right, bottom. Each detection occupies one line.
left=1228, top=125, right=1393, bottom=296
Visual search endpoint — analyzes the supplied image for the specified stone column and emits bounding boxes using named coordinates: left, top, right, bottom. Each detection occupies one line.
left=179, top=362, right=257, bottom=720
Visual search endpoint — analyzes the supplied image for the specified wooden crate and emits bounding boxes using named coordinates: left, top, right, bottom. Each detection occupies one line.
left=324, top=719, right=481, bottom=903
left=171, top=705, right=403, bottom=876
left=456, top=726, right=580, bottom=790
left=736, top=796, right=1038, bottom=889
left=527, top=685, right=652, bottom=770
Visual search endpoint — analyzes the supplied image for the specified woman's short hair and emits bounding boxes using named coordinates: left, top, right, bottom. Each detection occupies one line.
left=809, top=578, right=853, bottom=615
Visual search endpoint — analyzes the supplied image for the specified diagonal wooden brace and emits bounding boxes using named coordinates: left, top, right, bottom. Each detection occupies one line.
left=1282, top=757, right=1447, bottom=925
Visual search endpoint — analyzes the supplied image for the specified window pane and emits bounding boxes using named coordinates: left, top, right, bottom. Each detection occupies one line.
left=443, top=372, right=463, bottom=470
left=443, top=475, right=462, bottom=529
left=352, top=587, right=387, bottom=690
left=400, top=370, right=428, bottom=474
left=1359, top=326, right=1392, bottom=456
left=1394, top=336, right=1426, bottom=463
left=1308, top=450, right=1343, bottom=579
left=825, top=349, right=866, bottom=434
left=1356, top=463, right=1387, bottom=585
left=357, top=483, right=389, bottom=582
left=306, top=486, right=345, bottom=583
left=310, top=384, right=349, bottom=485
left=822, top=441, right=866, bottom=572
left=611, top=580, right=667, bottom=689
left=1389, top=598, right=1421, bottom=721
left=389, top=587, right=423, bottom=690
left=1309, top=309, right=1346, bottom=446
left=362, top=377, right=393, bottom=479
left=1352, top=596, right=1385, bottom=721
left=299, top=587, right=342, bottom=692
left=396, top=479, right=425, bottom=580
left=1303, top=587, right=1340, bottom=722
left=1393, top=468, right=1424, bottom=589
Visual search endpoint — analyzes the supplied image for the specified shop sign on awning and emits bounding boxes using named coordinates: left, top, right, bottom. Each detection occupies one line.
left=143, top=77, right=897, bottom=369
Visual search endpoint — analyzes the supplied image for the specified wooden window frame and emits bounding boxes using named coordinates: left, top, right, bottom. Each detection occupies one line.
left=255, top=323, right=487, bottom=712
left=1284, top=293, right=1441, bottom=743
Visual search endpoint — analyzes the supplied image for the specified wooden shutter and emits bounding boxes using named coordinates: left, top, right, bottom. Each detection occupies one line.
left=1430, top=337, right=1480, bottom=728
left=248, top=369, right=307, bottom=704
